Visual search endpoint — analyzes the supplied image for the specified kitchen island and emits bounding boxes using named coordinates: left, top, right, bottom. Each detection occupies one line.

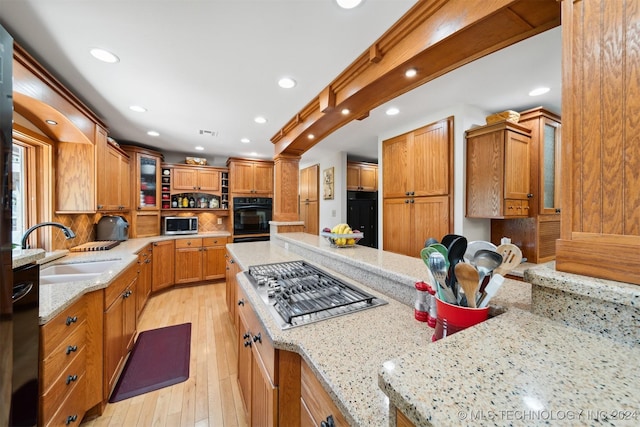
left=229, top=233, right=640, bottom=427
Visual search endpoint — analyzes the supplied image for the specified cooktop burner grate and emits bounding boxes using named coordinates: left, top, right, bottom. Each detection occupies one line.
left=246, top=260, right=386, bottom=329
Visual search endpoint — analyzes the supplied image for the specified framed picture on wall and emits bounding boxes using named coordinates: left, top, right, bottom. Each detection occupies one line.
left=323, top=167, right=334, bottom=200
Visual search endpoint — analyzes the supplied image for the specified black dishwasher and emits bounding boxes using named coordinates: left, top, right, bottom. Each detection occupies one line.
left=10, top=263, right=39, bottom=427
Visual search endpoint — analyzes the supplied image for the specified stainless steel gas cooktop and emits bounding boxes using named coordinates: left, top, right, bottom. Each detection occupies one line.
left=245, top=260, right=387, bottom=329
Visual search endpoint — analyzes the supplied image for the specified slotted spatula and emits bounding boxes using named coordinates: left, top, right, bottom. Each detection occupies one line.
left=493, top=243, right=523, bottom=276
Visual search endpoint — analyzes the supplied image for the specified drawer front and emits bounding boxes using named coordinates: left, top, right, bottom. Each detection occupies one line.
left=203, top=236, right=227, bottom=246
left=175, top=238, right=203, bottom=248
left=41, top=298, right=86, bottom=357
left=237, top=292, right=277, bottom=383
left=41, top=320, right=86, bottom=392
left=41, top=348, right=86, bottom=424
left=104, top=264, right=137, bottom=309
left=301, top=360, right=348, bottom=427
left=504, top=199, right=523, bottom=216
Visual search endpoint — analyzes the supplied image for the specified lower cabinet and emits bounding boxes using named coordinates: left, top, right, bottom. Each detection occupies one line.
left=103, top=264, right=138, bottom=399
left=175, top=237, right=228, bottom=284
left=396, top=409, right=416, bottom=427
left=39, top=291, right=102, bottom=427
left=300, top=359, right=348, bottom=427
left=225, top=251, right=240, bottom=328
left=236, top=285, right=278, bottom=427
left=136, top=244, right=153, bottom=316
left=152, top=240, right=175, bottom=292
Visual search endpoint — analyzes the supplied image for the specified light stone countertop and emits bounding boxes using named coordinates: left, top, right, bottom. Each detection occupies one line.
left=12, top=248, right=46, bottom=269
left=227, top=234, right=533, bottom=427
left=31, top=232, right=230, bottom=324
left=229, top=233, right=640, bottom=427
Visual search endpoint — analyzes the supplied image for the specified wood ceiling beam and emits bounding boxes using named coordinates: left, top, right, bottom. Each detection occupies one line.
left=271, top=0, right=561, bottom=157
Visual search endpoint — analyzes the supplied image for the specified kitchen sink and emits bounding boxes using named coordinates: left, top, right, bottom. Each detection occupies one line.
left=40, top=273, right=101, bottom=285
left=39, top=259, right=122, bottom=285
left=40, top=259, right=121, bottom=275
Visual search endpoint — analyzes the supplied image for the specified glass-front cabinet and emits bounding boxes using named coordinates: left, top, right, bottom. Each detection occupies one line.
left=138, top=155, right=160, bottom=210
left=121, top=145, right=163, bottom=237
left=540, top=117, right=561, bottom=215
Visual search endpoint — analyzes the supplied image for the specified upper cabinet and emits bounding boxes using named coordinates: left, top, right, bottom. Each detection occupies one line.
left=347, top=162, right=377, bottom=192
left=122, top=145, right=163, bottom=237
left=96, top=127, right=130, bottom=212
left=517, top=107, right=561, bottom=216
left=172, top=167, right=220, bottom=192
left=227, top=158, right=274, bottom=195
left=465, top=121, right=531, bottom=219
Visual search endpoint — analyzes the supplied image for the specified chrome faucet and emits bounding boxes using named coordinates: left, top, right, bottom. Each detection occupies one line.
left=21, top=222, right=76, bottom=249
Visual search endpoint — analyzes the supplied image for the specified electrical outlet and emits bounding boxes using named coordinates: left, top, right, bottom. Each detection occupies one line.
left=217, top=218, right=223, bottom=225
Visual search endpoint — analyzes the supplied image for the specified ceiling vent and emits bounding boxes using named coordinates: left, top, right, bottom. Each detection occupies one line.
left=199, top=129, right=219, bottom=137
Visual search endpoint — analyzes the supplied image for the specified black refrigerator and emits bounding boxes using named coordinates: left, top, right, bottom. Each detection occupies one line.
left=347, top=191, right=378, bottom=248
left=0, top=23, right=14, bottom=427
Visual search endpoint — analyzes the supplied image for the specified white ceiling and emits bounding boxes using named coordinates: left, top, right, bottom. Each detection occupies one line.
left=0, top=0, right=561, bottom=166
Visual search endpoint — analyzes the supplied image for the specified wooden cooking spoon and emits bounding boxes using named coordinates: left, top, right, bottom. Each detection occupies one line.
left=494, top=243, right=523, bottom=276
left=454, top=262, right=480, bottom=308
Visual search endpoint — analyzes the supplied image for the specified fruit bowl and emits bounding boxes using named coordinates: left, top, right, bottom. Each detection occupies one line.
left=320, top=231, right=363, bottom=248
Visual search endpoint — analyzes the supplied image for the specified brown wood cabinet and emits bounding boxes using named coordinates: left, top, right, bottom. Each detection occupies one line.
left=465, top=121, right=531, bottom=219
left=347, top=161, right=377, bottom=192
left=171, top=166, right=220, bottom=192
left=122, top=145, right=163, bottom=237
left=136, top=244, right=152, bottom=316
left=96, top=127, right=130, bottom=212
left=39, top=291, right=102, bottom=426
left=175, top=237, right=227, bottom=284
left=227, top=158, right=274, bottom=195
left=55, top=140, right=96, bottom=214
left=151, top=240, right=175, bottom=292
left=300, top=358, right=348, bottom=427
left=225, top=251, right=240, bottom=328
left=236, top=285, right=278, bottom=427
left=491, top=108, right=562, bottom=263
left=396, top=409, right=416, bottom=427
left=299, top=164, right=319, bottom=235
left=103, top=263, right=138, bottom=399
left=382, top=117, right=453, bottom=257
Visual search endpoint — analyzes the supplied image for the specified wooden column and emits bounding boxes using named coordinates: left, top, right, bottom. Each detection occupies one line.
left=272, top=153, right=301, bottom=222
left=555, top=0, right=640, bottom=285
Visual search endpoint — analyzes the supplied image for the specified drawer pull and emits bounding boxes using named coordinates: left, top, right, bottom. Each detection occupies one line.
left=244, top=340, right=252, bottom=348
left=321, top=415, right=335, bottom=427
left=65, top=415, right=78, bottom=425
left=66, top=345, right=78, bottom=355
left=66, top=374, right=78, bottom=385
left=66, top=316, right=78, bottom=326
left=243, top=333, right=250, bottom=340
left=237, top=299, right=245, bottom=306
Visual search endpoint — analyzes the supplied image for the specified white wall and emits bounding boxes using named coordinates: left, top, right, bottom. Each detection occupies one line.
left=376, top=104, right=493, bottom=248
left=300, top=151, right=348, bottom=230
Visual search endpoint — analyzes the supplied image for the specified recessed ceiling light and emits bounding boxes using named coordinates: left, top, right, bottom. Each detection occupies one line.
left=529, top=87, right=550, bottom=96
left=254, top=116, right=267, bottom=124
left=405, top=68, right=417, bottom=78
left=45, top=119, right=57, bottom=125
left=336, top=0, right=362, bottom=9
left=195, top=146, right=204, bottom=151
left=278, top=77, right=296, bottom=89
left=341, top=108, right=350, bottom=115
left=241, top=138, right=251, bottom=143
left=307, top=134, right=315, bottom=140
left=386, top=107, right=400, bottom=116
left=147, top=131, right=160, bottom=137
left=90, top=48, right=119, bottom=63
left=129, top=105, right=147, bottom=113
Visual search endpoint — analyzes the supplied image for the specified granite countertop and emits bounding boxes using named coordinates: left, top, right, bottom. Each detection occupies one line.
left=227, top=234, right=532, bottom=427
left=13, top=232, right=230, bottom=324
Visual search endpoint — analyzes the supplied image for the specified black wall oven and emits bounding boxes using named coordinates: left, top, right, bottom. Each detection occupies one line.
left=233, top=197, right=272, bottom=242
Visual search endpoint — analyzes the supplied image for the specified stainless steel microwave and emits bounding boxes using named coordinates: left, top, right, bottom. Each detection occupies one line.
left=162, top=216, right=198, bottom=235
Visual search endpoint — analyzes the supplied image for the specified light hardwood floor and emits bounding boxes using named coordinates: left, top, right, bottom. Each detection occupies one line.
left=82, top=282, right=249, bottom=427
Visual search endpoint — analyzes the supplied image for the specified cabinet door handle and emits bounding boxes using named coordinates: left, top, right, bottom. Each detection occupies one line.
left=252, top=333, right=262, bottom=344
left=321, top=415, right=336, bottom=427
left=404, top=199, right=409, bottom=204
left=66, top=316, right=78, bottom=326
left=66, top=345, right=78, bottom=355
left=527, top=193, right=534, bottom=198
left=555, top=208, right=561, bottom=213
left=405, top=191, right=410, bottom=196
left=244, top=340, right=252, bottom=348
left=65, top=415, right=78, bottom=425
left=237, top=299, right=245, bottom=306
left=65, top=374, right=78, bottom=385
